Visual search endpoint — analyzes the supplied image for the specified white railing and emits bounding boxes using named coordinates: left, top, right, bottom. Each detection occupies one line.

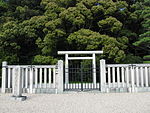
left=100, top=59, right=150, bottom=93
left=1, top=60, right=64, bottom=94
left=2, top=59, right=150, bottom=94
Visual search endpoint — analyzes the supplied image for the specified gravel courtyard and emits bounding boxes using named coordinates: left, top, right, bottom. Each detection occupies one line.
left=0, top=92, right=150, bottom=113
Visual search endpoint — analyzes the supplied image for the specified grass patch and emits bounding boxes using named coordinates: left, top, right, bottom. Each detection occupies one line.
left=143, top=61, right=150, bottom=63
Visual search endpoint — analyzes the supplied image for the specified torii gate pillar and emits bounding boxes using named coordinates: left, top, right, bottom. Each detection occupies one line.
left=58, top=51, right=103, bottom=84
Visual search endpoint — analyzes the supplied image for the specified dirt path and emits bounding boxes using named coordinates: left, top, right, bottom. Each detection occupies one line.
left=0, top=92, right=150, bottom=113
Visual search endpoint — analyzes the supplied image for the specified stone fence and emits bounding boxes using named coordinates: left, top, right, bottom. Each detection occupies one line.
left=1, top=59, right=150, bottom=94
left=1, top=60, right=63, bottom=95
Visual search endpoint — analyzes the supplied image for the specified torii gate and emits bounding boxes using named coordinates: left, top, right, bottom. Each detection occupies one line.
left=58, top=51, right=103, bottom=84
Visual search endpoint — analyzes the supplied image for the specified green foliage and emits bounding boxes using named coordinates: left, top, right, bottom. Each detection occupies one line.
left=60, top=7, right=86, bottom=27
left=133, top=0, right=150, bottom=56
left=143, top=55, right=150, bottom=64
left=143, top=61, right=150, bottom=63
left=68, top=29, right=127, bottom=63
left=143, top=55, right=150, bottom=60
left=14, top=5, right=40, bottom=21
left=134, top=36, right=150, bottom=46
left=0, top=21, right=20, bottom=64
left=121, top=54, right=143, bottom=64
left=33, top=55, right=57, bottom=65
left=0, top=0, right=8, bottom=14
left=98, top=16, right=123, bottom=34
left=0, top=0, right=149, bottom=66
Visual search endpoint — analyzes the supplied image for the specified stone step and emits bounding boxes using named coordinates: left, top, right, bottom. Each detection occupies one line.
left=4, top=88, right=57, bottom=94
left=34, top=88, right=57, bottom=94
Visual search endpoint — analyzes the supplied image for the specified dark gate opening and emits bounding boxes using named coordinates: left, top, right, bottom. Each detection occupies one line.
left=64, top=60, right=100, bottom=91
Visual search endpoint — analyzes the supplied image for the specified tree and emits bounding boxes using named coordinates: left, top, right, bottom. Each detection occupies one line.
left=0, top=0, right=148, bottom=65
left=133, top=0, right=150, bottom=57
left=0, top=21, right=20, bottom=64
left=67, top=29, right=128, bottom=63
left=0, top=0, right=8, bottom=15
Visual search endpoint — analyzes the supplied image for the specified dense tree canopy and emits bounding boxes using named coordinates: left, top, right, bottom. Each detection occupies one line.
left=0, top=0, right=149, bottom=65
left=133, top=0, right=150, bottom=56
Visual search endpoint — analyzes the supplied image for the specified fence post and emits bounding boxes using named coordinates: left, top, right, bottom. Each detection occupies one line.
left=30, top=67, right=33, bottom=94
left=131, top=67, right=135, bottom=92
left=56, top=60, right=64, bottom=93
left=12, top=66, right=22, bottom=96
left=12, top=66, right=26, bottom=101
left=1, top=61, right=7, bottom=93
left=100, top=59, right=106, bottom=92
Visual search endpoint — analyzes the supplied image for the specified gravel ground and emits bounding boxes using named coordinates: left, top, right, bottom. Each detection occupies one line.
left=0, top=92, right=150, bottom=113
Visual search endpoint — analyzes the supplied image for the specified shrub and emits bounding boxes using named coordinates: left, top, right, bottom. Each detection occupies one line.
left=121, top=54, right=143, bottom=64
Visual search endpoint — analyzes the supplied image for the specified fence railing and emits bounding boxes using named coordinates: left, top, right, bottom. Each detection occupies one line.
left=100, top=59, right=150, bottom=93
left=1, top=60, right=63, bottom=94
left=1, top=59, right=150, bottom=94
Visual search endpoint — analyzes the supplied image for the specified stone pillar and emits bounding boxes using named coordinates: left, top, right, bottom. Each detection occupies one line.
left=131, top=67, right=135, bottom=92
left=29, top=68, right=33, bottom=94
left=12, top=66, right=22, bottom=96
left=56, top=60, right=64, bottom=93
left=100, top=59, right=106, bottom=92
left=12, top=66, right=26, bottom=101
left=65, top=54, right=69, bottom=84
left=1, top=61, right=7, bottom=93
